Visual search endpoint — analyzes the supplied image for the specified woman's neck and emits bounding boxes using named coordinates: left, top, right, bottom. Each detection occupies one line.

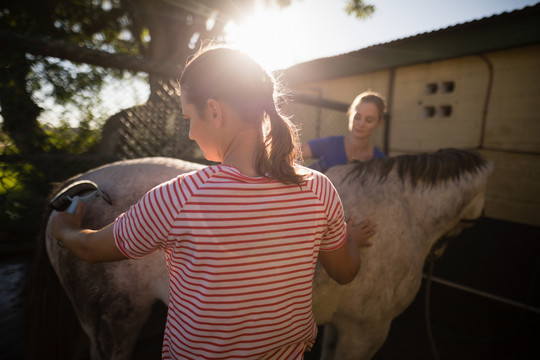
left=221, top=127, right=261, bottom=177
left=222, top=156, right=258, bottom=177
left=345, top=134, right=373, bottom=161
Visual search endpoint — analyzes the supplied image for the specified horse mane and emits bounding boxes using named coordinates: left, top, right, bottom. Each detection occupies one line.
left=344, top=148, right=489, bottom=188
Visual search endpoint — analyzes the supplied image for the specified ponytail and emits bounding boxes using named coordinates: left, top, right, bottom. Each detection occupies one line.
left=256, top=98, right=304, bottom=185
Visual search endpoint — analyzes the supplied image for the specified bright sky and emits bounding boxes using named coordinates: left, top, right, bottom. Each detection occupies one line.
left=225, top=0, right=539, bottom=71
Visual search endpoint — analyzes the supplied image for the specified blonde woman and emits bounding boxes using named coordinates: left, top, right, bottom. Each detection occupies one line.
left=302, top=91, right=386, bottom=172
left=302, top=91, right=387, bottom=244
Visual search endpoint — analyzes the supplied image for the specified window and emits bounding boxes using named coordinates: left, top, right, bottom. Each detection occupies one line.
left=422, top=81, right=455, bottom=117
left=440, top=81, right=455, bottom=93
left=423, top=106, right=436, bottom=118
left=425, top=83, right=438, bottom=95
left=437, top=105, right=452, bottom=117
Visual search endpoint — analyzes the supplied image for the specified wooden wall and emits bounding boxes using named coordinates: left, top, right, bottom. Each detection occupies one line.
left=289, top=44, right=540, bottom=227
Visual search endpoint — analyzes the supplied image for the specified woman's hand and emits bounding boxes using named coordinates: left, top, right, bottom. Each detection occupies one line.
left=50, top=203, right=84, bottom=245
left=347, top=218, right=376, bottom=248
left=50, top=203, right=127, bottom=263
left=317, top=217, right=377, bottom=285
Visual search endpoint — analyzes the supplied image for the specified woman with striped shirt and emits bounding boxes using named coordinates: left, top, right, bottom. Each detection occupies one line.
left=51, top=45, right=368, bottom=359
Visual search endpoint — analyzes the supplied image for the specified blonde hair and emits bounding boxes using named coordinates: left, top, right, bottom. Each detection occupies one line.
left=179, top=45, right=304, bottom=185
left=348, top=91, right=386, bottom=128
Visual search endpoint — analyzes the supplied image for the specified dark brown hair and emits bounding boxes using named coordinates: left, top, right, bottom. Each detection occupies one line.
left=179, top=45, right=304, bottom=184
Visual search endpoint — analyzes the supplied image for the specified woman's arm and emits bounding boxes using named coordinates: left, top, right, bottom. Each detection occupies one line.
left=301, top=143, right=313, bottom=159
left=318, top=221, right=373, bottom=284
left=50, top=204, right=127, bottom=263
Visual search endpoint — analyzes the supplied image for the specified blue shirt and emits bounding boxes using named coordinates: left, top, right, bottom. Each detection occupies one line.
left=307, top=135, right=385, bottom=172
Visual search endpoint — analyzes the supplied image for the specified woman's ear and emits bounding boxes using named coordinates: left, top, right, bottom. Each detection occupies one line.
left=207, top=99, right=223, bottom=127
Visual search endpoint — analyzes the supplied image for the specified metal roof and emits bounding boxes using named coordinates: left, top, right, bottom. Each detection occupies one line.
left=281, top=4, right=540, bottom=84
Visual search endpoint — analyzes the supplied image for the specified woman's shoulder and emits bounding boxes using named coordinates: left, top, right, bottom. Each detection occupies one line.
left=170, top=165, right=221, bottom=188
left=295, top=164, right=335, bottom=187
left=373, top=146, right=386, bottom=159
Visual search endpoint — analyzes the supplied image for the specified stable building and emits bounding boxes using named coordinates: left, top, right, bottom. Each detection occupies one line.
left=282, top=4, right=540, bottom=227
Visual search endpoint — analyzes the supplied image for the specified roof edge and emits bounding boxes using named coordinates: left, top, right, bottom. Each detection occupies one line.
left=281, top=4, right=540, bottom=84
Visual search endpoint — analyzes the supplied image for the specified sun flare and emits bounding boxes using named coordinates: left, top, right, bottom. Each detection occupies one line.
left=224, top=6, right=311, bottom=71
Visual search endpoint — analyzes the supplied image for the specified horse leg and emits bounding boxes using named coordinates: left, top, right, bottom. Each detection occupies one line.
left=330, top=315, right=391, bottom=360
left=53, top=258, right=157, bottom=359
left=76, top=290, right=156, bottom=360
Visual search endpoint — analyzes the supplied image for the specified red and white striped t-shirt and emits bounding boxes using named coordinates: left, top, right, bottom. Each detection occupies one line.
left=114, top=164, right=347, bottom=360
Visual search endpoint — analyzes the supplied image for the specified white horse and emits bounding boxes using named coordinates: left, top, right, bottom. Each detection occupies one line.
left=27, top=149, right=492, bottom=360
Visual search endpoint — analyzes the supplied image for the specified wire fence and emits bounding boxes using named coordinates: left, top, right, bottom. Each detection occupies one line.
left=0, top=31, right=357, bottom=248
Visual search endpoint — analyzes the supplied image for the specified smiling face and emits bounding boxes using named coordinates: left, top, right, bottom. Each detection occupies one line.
left=180, top=93, right=221, bottom=162
left=348, top=101, right=382, bottom=140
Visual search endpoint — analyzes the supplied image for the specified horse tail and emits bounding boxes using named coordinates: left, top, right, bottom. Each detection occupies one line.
left=25, top=202, right=86, bottom=359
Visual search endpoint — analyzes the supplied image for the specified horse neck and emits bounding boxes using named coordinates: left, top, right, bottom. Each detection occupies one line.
left=403, top=178, right=480, bottom=252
